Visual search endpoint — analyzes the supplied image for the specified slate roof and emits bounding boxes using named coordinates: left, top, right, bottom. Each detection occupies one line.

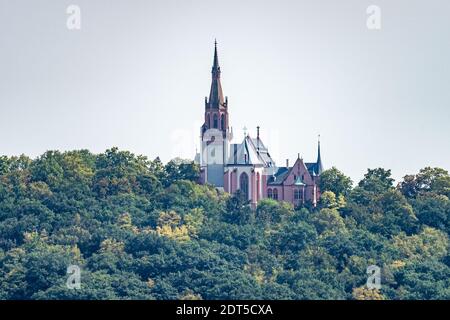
left=267, top=167, right=289, bottom=185
left=227, top=135, right=275, bottom=167
left=208, top=41, right=225, bottom=109
left=305, top=162, right=319, bottom=176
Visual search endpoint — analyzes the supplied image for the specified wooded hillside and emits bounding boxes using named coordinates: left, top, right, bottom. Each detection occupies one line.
left=0, top=148, right=449, bottom=299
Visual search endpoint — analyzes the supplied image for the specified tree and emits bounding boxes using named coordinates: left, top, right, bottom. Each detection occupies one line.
left=358, top=168, right=394, bottom=193
left=30, top=151, right=65, bottom=189
left=164, top=158, right=200, bottom=187
left=319, top=167, right=353, bottom=197
left=319, top=191, right=346, bottom=209
left=376, top=190, right=418, bottom=236
left=412, top=193, right=449, bottom=231
left=400, top=167, right=450, bottom=198
left=312, top=208, right=348, bottom=236
left=223, top=190, right=253, bottom=224
left=156, top=211, right=190, bottom=242
left=392, top=227, right=448, bottom=262
left=93, top=147, right=152, bottom=197
left=269, top=221, right=317, bottom=255
left=149, top=157, right=167, bottom=184
left=399, top=174, right=417, bottom=198
left=392, top=260, right=450, bottom=300
left=184, top=208, right=204, bottom=237
left=0, top=156, right=11, bottom=176
left=2, top=148, right=450, bottom=301
left=256, top=199, right=293, bottom=225
left=352, top=287, right=385, bottom=300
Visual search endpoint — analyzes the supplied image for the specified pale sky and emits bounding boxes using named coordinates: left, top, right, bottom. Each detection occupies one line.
left=0, top=0, right=449, bottom=183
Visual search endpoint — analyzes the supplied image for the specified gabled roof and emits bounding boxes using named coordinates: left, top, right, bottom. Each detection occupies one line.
left=227, top=136, right=258, bottom=165
left=267, top=167, right=289, bottom=185
left=250, top=138, right=268, bottom=152
left=247, top=136, right=274, bottom=167
left=227, top=135, right=275, bottom=167
left=268, top=157, right=312, bottom=186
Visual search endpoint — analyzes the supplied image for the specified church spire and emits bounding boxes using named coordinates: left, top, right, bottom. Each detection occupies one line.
left=316, top=135, right=323, bottom=175
left=208, top=40, right=225, bottom=109
left=212, top=39, right=219, bottom=74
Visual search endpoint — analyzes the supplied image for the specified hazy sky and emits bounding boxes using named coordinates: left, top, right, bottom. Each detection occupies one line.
left=1, top=0, right=449, bottom=183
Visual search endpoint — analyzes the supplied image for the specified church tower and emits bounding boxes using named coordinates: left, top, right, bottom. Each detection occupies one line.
left=199, top=41, right=232, bottom=188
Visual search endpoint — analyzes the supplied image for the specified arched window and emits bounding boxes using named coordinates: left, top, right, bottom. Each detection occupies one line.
left=213, top=114, right=218, bottom=128
left=273, top=188, right=278, bottom=200
left=221, top=114, right=225, bottom=130
left=207, top=114, right=210, bottom=128
left=240, top=172, right=249, bottom=200
left=267, top=188, right=273, bottom=199
left=256, top=172, right=260, bottom=201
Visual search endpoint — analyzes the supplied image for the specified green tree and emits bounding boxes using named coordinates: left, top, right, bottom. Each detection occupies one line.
left=358, top=168, right=394, bottom=193
left=319, top=191, right=346, bottom=209
left=0, top=156, right=11, bottom=176
left=256, top=199, right=293, bottom=225
left=164, top=158, right=200, bottom=187
left=223, top=190, right=253, bottom=224
left=412, top=193, right=449, bottom=231
left=400, top=167, right=450, bottom=198
left=2, top=148, right=450, bottom=301
left=319, top=167, right=353, bottom=197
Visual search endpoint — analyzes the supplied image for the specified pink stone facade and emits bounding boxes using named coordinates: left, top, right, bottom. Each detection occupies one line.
left=196, top=42, right=323, bottom=208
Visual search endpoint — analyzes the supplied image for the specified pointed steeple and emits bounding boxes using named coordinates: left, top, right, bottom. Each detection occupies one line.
left=212, top=39, right=220, bottom=74
left=316, top=134, right=324, bottom=175
left=208, top=40, right=225, bottom=109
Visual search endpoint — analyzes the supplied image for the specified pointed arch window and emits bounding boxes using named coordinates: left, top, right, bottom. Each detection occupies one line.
left=256, top=172, right=260, bottom=201
left=221, top=114, right=225, bottom=130
left=273, top=188, right=278, bottom=200
left=267, top=188, right=273, bottom=199
left=207, top=114, right=211, bottom=129
left=213, top=114, right=218, bottom=128
left=240, top=172, right=249, bottom=200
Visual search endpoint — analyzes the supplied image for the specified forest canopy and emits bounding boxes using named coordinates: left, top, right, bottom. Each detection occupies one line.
left=0, top=149, right=449, bottom=300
